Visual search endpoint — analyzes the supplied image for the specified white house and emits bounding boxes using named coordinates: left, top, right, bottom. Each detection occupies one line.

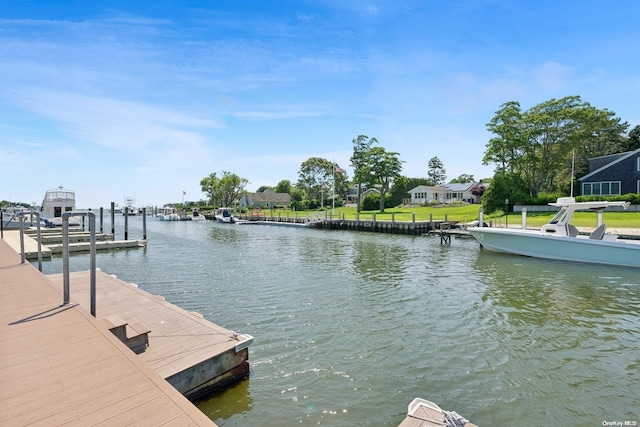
left=407, top=182, right=486, bottom=205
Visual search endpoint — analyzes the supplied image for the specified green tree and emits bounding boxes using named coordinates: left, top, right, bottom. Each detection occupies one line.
left=625, top=125, right=640, bottom=151
left=481, top=172, right=529, bottom=214
left=389, top=176, right=428, bottom=206
left=365, top=146, right=403, bottom=212
left=297, top=157, right=348, bottom=206
left=200, top=171, right=248, bottom=207
left=275, top=180, right=292, bottom=194
left=200, top=172, right=219, bottom=205
left=350, top=135, right=377, bottom=212
left=484, top=101, right=525, bottom=174
left=484, top=96, right=629, bottom=197
left=426, top=156, right=446, bottom=185
left=449, top=174, right=475, bottom=184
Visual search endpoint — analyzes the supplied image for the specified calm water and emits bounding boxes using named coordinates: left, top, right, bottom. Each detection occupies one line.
left=39, top=216, right=640, bottom=426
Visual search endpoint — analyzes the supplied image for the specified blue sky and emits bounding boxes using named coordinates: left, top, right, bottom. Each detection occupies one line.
left=2, top=1, right=639, bottom=208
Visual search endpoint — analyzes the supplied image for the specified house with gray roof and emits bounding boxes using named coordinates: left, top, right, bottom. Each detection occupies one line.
left=578, top=148, right=640, bottom=195
left=239, top=190, right=292, bottom=209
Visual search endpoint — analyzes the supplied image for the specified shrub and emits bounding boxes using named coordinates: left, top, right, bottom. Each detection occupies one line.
left=361, top=193, right=393, bottom=210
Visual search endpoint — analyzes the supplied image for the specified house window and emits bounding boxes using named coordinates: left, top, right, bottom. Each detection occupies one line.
left=637, top=156, right=640, bottom=171
left=582, top=181, right=621, bottom=196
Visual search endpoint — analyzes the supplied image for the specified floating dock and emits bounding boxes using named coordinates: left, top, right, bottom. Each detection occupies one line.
left=0, top=239, right=217, bottom=426
left=45, top=270, right=253, bottom=401
left=2, top=228, right=145, bottom=260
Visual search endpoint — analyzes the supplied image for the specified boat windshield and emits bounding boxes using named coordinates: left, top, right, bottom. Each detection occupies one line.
left=548, top=207, right=570, bottom=224
left=45, top=190, right=75, bottom=201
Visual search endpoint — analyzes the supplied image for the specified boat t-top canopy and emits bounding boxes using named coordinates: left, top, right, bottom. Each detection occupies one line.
left=548, top=197, right=630, bottom=211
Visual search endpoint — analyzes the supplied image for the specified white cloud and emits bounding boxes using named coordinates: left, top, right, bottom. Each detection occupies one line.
left=531, top=61, right=573, bottom=92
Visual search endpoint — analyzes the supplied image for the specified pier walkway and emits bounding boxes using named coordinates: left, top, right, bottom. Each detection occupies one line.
left=0, top=239, right=216, bottom=426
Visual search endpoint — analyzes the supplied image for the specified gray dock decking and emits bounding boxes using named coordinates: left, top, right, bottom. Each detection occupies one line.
left=0, top=239, right=217, bottom=426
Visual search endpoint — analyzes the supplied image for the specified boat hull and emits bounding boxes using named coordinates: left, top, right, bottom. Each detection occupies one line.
left=215, top=216, right=235, bottom=224
left=467, top=227, right=640, bottom=268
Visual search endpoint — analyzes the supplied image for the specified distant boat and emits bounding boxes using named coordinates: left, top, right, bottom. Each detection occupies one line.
left=189, top=208, right=206, bottom=221
left=214, top=207, right=236, bottom=224
left=158, top=206, right=180, bottom=221
left=467, top=197, right=640, bottom=268
left=123, top=196, right=137, bottom=215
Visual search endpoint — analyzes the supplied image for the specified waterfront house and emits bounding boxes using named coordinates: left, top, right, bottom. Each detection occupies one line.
left=578, top=148, right=640, bottom=195
left=345, top=184, right=381, bottom=206
left=407, top=182, right=484, bottom=205
left=239, top=190, right=292, bottom=209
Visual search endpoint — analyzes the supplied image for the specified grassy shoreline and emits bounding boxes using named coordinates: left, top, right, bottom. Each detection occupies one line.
left=255, top=205, right=640, bottom=228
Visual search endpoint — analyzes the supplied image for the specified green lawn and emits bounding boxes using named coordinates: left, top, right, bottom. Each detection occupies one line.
left=270, top=205, right=640, bottom=228
left=514, top=211, right=640, bottom=228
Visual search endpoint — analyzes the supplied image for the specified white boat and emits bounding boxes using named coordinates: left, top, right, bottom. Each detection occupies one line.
left=189, top=208, right=206, bottom=221
left=123, top=197, right=137, bottom=215
left=214, top=207, right=236, bottom=224
left=399, top=397, right=477, bottom=427
left=467, top=197, right=640, bottom=268
left=158, top=206, right=180, bottom=221
left=41, top=186, right=76, bottom=219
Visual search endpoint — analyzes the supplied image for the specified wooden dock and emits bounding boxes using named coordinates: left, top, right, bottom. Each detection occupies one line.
left=426, top=223, right=472, bottom=244
left=0, top=239, right=216, bottom=426
left=2, top=228, right=146, bottom=260
left=45, top=270, right=253, bottom=401
left=232, top=212, right=457, bottom=235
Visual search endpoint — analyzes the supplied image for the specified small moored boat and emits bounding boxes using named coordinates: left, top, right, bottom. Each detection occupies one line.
left=214, top=207, right=236, bottom=224
left=158, top=206, right=180, bottom=221
left=189, top=208, right=206, bottom=221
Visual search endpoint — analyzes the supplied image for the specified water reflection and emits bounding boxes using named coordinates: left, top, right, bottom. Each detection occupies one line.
left=197, top=378, right=253, bottom=421
left=350, top=237, right=408, bottom=284
left=470, top=251, right=640, bottom=425
left=474, top=251, right=640, bottom=326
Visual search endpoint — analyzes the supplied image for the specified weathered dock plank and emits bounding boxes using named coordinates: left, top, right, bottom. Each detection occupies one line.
left=46, top=269, right=253, bottom=401
left=0, top=239, right=216, bottom=426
